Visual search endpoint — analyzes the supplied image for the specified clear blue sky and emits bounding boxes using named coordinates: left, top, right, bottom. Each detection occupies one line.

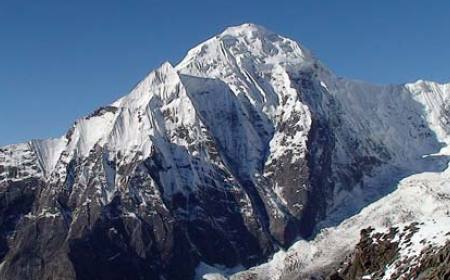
left=1, top=0, right=449, bottom=146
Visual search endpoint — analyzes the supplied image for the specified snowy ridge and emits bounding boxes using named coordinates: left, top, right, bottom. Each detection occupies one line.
left=3, top=63, right=200, bottom=175
left=66, top=62, right=194, bottom=161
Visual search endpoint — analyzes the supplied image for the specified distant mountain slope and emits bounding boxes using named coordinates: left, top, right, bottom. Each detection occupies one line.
left=0, top=23, right=449, bottom=280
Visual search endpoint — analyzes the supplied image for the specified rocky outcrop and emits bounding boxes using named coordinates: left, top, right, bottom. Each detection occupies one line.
left=412, top=241, right=450, bottom=280
left=326, top=223, right=450, bottom=280
left=326, top=226, right=401, bottom=280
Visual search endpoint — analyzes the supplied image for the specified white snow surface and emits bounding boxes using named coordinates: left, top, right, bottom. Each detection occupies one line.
left=30, top=137, right=67, bottom=176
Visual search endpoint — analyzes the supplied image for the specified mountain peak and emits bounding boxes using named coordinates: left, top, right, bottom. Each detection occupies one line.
left=113, top=61, right=179, bottom=109
left=220, top=23, right=275, bottom=38
left=176, top=23, right=315, bottom=80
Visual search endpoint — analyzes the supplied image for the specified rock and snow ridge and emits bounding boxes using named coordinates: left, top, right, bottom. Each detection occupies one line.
left=0, top=23, right=449, bottom=280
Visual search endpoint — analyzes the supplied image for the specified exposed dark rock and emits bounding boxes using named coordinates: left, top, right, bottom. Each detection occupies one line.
left=333, top=226, right=400, bottom=280
left=322, top=223, right=450, bottom=280
left=411, top=241, right=450, bottom=280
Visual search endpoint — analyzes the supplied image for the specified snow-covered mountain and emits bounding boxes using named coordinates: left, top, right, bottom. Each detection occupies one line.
left=0, top=23, right=449, bottom=280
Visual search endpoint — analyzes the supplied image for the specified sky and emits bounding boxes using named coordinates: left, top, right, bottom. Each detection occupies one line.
left=1, top=0, right=449, bottom=146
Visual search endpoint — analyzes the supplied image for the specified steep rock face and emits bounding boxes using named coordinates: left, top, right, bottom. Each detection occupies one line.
left=0, top=24, right=449, bottom=280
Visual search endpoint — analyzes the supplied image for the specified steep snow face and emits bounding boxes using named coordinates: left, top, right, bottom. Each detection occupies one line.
left=30, top=138, right=67, bottom=176
left=330, top=80, right=448, bottom=165
left=176, top=23, right=316, bottom=163
left=107, top=62, right=201, bottom=162
left=177, top=23, right=315, bottom=111
left=176, top=24, right=316, bottom=165
left=406, top=80, right=450, bottom=141
left=176, top=23, right=315, bottom=136
left=61, top=62, right=199, bottom=162
left=180, top=75, right=266, bottom=177
left=66, top=110, right=117, bottom=158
